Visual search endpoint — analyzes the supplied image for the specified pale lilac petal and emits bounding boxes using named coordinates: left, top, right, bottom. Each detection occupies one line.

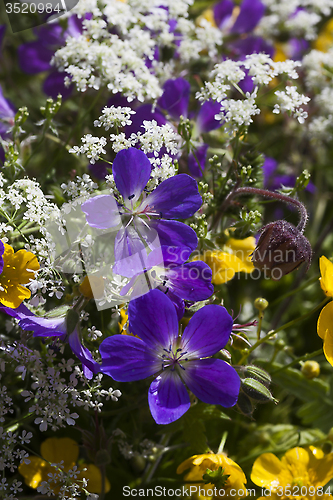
left=142, top=174, right=202, bottom=219
left=100, top=335, right=159, bottom=381
left=81, top=194, right=121, bottom=230
left=181, top=305, right=233, bottom=357
left=68, top=329, right=100, bottom=379
left=113, top=148, right=151, bottom=204
left=128, top=289, right=178, bottom=349
left=148, top=372, right=190, bottom=424
left=182, top=358, right=240, bottom=407
left=113, top=225, right=150, bottom=277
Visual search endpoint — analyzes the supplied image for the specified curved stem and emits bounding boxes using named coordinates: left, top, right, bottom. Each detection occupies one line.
left=234, top=187, right=308, bottom=233
left=212, top=186, right=308, bottom=233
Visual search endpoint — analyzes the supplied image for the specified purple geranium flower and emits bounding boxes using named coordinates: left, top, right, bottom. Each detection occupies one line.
left=157, top=78, right=221, bottom=176
left=120, top=245, right=214, bottom=320
left=0, top=240, right=4, bottom=275
left=0, top=303, right=100, bottom=379
left=18, top=16, right=83, bottom=99
left=0, top=85, right=16, bottom=164
left=100, top=289, right=240, bottom=424
left=81, top=148, right=202, bottom=277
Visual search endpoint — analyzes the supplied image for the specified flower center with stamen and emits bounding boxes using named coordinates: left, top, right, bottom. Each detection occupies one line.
left=160, top=343, right=189, bottom=372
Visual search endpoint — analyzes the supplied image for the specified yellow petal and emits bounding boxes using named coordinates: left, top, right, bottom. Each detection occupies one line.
left=319, top=256, right=333, bottom=297
left=251, top=453, right=283, bottom=488
left=0, top=244, right=39, bottom=307
left=41, top=437, right=79, bottom=471
left=78, top=464, right=111, bottom=494
left=18, top=456, right=52, bottom=488
left=282, top=447, right=310, bottom=473
left=317, top=302, right=333, bottom=365
left=0, top=283, right=31, bottom=308
left=309, top=453, right=333, bottom=487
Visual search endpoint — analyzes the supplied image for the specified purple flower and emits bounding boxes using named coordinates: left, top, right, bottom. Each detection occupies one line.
left=81, top=148, right=202, bottom=277
left=100, top=289, right=240, bottom=424
left=0, top=303, right=100, bottom=379
left=120, top=245, right=214, bottom=319
left=230, top=0, right=265, bottom=34
left=0, top=85, right=15, bottom=137
left=18, top=16, right=83, bottom=99
left=0, top=25, right=6, bottom=48
left=0, top=240, right=4, bottom=275
left=263, top=156, right=316, bottom=193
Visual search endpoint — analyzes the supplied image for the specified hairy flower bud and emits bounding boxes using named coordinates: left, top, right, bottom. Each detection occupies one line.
left=251, top=220, right=312, bottom=280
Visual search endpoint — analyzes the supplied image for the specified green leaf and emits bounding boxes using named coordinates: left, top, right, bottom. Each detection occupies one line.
left=202, top=467, right=230, bottom=489
left=259, top=361, right=333, bottom=432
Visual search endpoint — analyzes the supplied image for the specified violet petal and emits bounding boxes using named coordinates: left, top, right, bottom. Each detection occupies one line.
left=148, top=372, right=191, bottom=424
left=100, top=335, right=159, bottom=381
left=181, top=305, right=233, bottom=357
left=182, top=358, right=240, bottom=407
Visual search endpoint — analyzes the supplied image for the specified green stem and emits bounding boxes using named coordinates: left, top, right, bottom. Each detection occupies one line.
left=217, top=431, right=228, bottom=454
left=238, top=297, right=329, bottom=365
left=271, top=349, right=324, bottom=374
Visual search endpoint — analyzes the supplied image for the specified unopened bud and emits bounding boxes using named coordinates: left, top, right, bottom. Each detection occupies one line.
left=95, top=449, right=111, bottom=466
left=245, top=366, right=271, bottom=387
left=251, top=220, right=312, bottom=280
left=301, top=360, right=320, bottom=379
left=242, top=378, right=278, bottom=403
left=254, top=298, right=269, bottom=311
left=130, top=455, right=146, bottom=473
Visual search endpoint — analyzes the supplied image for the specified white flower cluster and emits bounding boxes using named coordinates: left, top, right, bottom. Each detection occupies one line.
left=53, top=0, right=226, bottom=100
left=36, top=463, right=90, bottom=499
left=1, top=340, right=119, bottom=433
left=197, top=54, right=307, bottom=133
left=273, top=86, right=310, bottom=123
left=109, top=120, right=180, bottom=157
left=0, top=476, right=23, bottom=500
left=61, top=173, right=98, bottom=200
left=0, top=420, right=31, bottom=479
left=94, top=106, right=136, bottom=130
left=258, top=0, right=333, bottom=40
left=303, top=48, right=333, bottom=140
left=69, top=135, right=107, bottom=164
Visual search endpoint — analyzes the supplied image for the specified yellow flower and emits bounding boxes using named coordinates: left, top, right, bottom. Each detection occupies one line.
left=177, top=453, right=247, bottom=500
left=196, top=237, right=256, bottom=285
left=118, top=307, right=128, bottom=333
left=317, top=301, right=333, bottom=366
left=251, top=446, right=333, bottom=500
left=19, top=437, right=110, bottom=494
left=314, top=18, right=333, bottom=52
left=196, top=8, right=217, bottom=28
left=319, top=256, right=333, bottom=297
left=317, top=256, right=333, bottom=366
left=0, top=242, right=39, bottom=308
